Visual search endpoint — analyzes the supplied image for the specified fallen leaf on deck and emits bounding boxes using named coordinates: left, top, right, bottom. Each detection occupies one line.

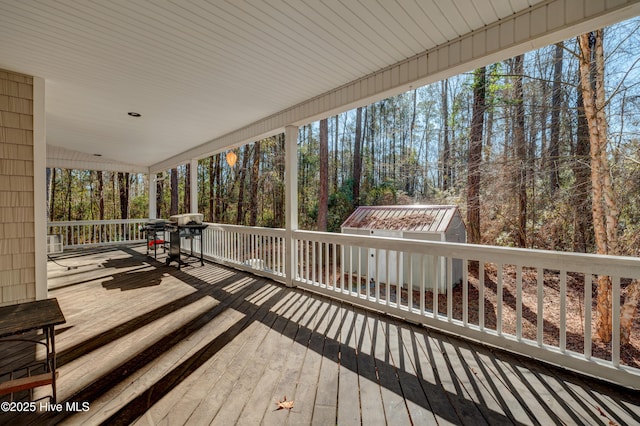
left=275, top=395, right=295, bottom=411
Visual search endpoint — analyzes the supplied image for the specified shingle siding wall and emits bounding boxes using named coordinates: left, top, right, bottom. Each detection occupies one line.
left=0, top=69, right=35, bottom=306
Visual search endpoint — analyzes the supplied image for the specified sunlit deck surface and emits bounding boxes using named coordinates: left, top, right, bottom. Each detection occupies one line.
left=2, top=244, right=639, bottom=425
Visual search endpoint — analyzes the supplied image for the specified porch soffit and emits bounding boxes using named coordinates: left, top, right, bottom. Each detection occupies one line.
left=0, top=0, right=638, bottom=173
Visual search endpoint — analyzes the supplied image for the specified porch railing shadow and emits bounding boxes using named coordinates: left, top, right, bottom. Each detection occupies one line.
left=21, top=245, right=640, bottom=425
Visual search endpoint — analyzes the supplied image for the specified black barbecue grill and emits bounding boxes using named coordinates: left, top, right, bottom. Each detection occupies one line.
left=144, top=219, right=169, bottom=259
left=164, top=214, right=208, bottom=269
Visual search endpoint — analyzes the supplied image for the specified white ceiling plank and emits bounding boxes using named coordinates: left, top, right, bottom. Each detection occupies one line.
left=454, top=0, right=497, bottom=27
left=0, top=0, right=635, bottom=169
left=435, top=0, right=473, bottom=36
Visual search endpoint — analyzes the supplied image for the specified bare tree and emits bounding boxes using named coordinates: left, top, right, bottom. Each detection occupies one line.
left=97, top=170, right=104, bottom=220
left=170, top=168, right=178, bottom=216
left=236, top=145, right=250, bottom=225
left=467, top=67, right=486, bottom=244
left=549, top=42, right=563, bottom=194
left=184, top=163, right=190, bottom=213
left=318, top=118, right=329, bottom=231
left=442, top=79, right=451, bottom=190
left=513, top=55, right=527, bottom=247
left=577, top=30, right=639, bottom=344
left=49, top=168, right=57, bottom=221
left=352, top=107, right=363, bottom=208
left=249, top=141, right=261, bottom=227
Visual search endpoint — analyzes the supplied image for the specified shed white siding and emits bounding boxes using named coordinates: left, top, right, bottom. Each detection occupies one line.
left=341, top=205, right=466, bottom=293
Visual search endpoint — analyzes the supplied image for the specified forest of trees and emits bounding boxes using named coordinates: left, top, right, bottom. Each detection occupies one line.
left=48, top=18, right=640, bottom=259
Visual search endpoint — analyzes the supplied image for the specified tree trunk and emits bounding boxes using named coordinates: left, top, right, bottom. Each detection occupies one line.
left=66, top=169, right=72, bottom=221
left=406, top=89, right=417, bottom=194
left=275, top=134, right=285, bottom=228
left=236, top=145, right=250, bottom=225
left=156, top=174, right=163, bottom=218
left=317, top=118, right=329, bottom=231
left=573, top=81, right=592, bottom=253
left=118, top=172, right=130, bottom=240
left=209, top=156, right=215, bottom=222
left=352, top=107, right=363, bottom=208
left=467, top=67, right=485, bottom=244
left=513, top=54, right=527, bottom=248
left=621, top=280, right=640, bottom=345
left=549, top=42, right=563, bottom=194
left=442, top=79, right=451, bottom=190
left=578, top=30, right=619, bottom=343
left=184, top=163, right=190, bottom=213
left=97, top=170, right=105, bottom=220
left=49, top=168, right=57, bottom=221
left=46, top=168, right=52, bottom=219
left=118, top=172, right=129, bottom=220
left=249, top=141, right=261, bottom=227
left=170, top=168, right=178, bottom=216
left=333, top=115, right=339, bottom=194
left=215, top=154, right=223, bottom=222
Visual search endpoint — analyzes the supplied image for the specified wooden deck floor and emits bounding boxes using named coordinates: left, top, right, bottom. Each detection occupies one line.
left=1, top=244, right=639, bottom=425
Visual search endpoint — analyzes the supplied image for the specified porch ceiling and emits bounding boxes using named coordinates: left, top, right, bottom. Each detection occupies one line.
left=0, top=1, right=638, bottom=172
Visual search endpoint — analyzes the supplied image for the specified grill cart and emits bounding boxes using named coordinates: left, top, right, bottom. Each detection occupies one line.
left=144, top=219, right=169, bottom=259
left=165, top=213, right=208, bottom=269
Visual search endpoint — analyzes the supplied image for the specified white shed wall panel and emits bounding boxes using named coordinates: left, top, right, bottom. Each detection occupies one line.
left=341, top=205, right=466, bottom=293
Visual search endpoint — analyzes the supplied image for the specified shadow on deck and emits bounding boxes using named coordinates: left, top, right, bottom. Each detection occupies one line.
left=1, top=244, right=639, bottom=425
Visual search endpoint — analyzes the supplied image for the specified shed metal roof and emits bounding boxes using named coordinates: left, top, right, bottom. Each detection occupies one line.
left=341, top=205, right=463, bottom=233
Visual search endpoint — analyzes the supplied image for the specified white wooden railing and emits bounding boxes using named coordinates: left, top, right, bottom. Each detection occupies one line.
left=47, top=219, right=147, bottom=248
left=199, top=223, right=286, bottom=280
left=47, top=219, right=640, bottom=389
left=198, top=224, right=640, bottom=389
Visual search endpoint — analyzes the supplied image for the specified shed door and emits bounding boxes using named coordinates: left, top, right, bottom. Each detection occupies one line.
left=368, top=230, right=403, bottom=287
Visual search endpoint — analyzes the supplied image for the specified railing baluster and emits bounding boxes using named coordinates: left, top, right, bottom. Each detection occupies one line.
left=332, top=242, right=336, bottom=291
left=356, top=246, right=361, bottom=296
left=497, top=263, right=503, bottom=336
left=385, top=249, right=390, bottom=306
left=447, top=257, right=453, bottom=321
left=433, top=257, right=439, bottom=320
left=375, top=248, right=380, bottom=304
left=318, top=241, right=321, bottom=286
left=304, top=239, right=308, bottom=282
left=537, top=267, right=544, bottom=346
left=612, top=275, right=621, bottom=367
left=516, top=265, right=522, bottom=340
left=479, top=260, right=485, bottom=330
left=585, top=274, right=593, bottom=359
left=408, top=253, right=413, bottom=312
left=420, top=254, right=426, bottom=316
left=463, top=258, right=468, bottom=326
left=560, top=270, right=566, bottom=352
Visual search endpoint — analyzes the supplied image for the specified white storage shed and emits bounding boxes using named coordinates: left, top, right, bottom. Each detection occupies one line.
left=341, top=205, right=466, bottom=293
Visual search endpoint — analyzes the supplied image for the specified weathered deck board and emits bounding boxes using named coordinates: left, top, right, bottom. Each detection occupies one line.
left=337, top=306, right=361, bottom=425
left=368, top=310, right=413, bottom=425
left=357, top=309, right=388, bottom=426
left=2, top=244, right=639, bottom=426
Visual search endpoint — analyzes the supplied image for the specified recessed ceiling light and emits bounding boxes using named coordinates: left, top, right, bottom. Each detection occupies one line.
left=128, top=112, right=142, bottom=117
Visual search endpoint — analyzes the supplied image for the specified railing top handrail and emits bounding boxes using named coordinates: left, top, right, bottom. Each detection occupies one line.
left=293, top=229, right=640, bottom=278
left=203, top=222, right=285, bottom=236
left=48, top=219, right=148, bottom=226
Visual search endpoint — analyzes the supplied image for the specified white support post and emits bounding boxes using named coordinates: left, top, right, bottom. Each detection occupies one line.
left=148, top=168, right=157, bottom=219
left=190, top=158, right=198, bottom=213
left=34, top=77, right=47, bottom=300
left=284, top=125, right=299, bottom=287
